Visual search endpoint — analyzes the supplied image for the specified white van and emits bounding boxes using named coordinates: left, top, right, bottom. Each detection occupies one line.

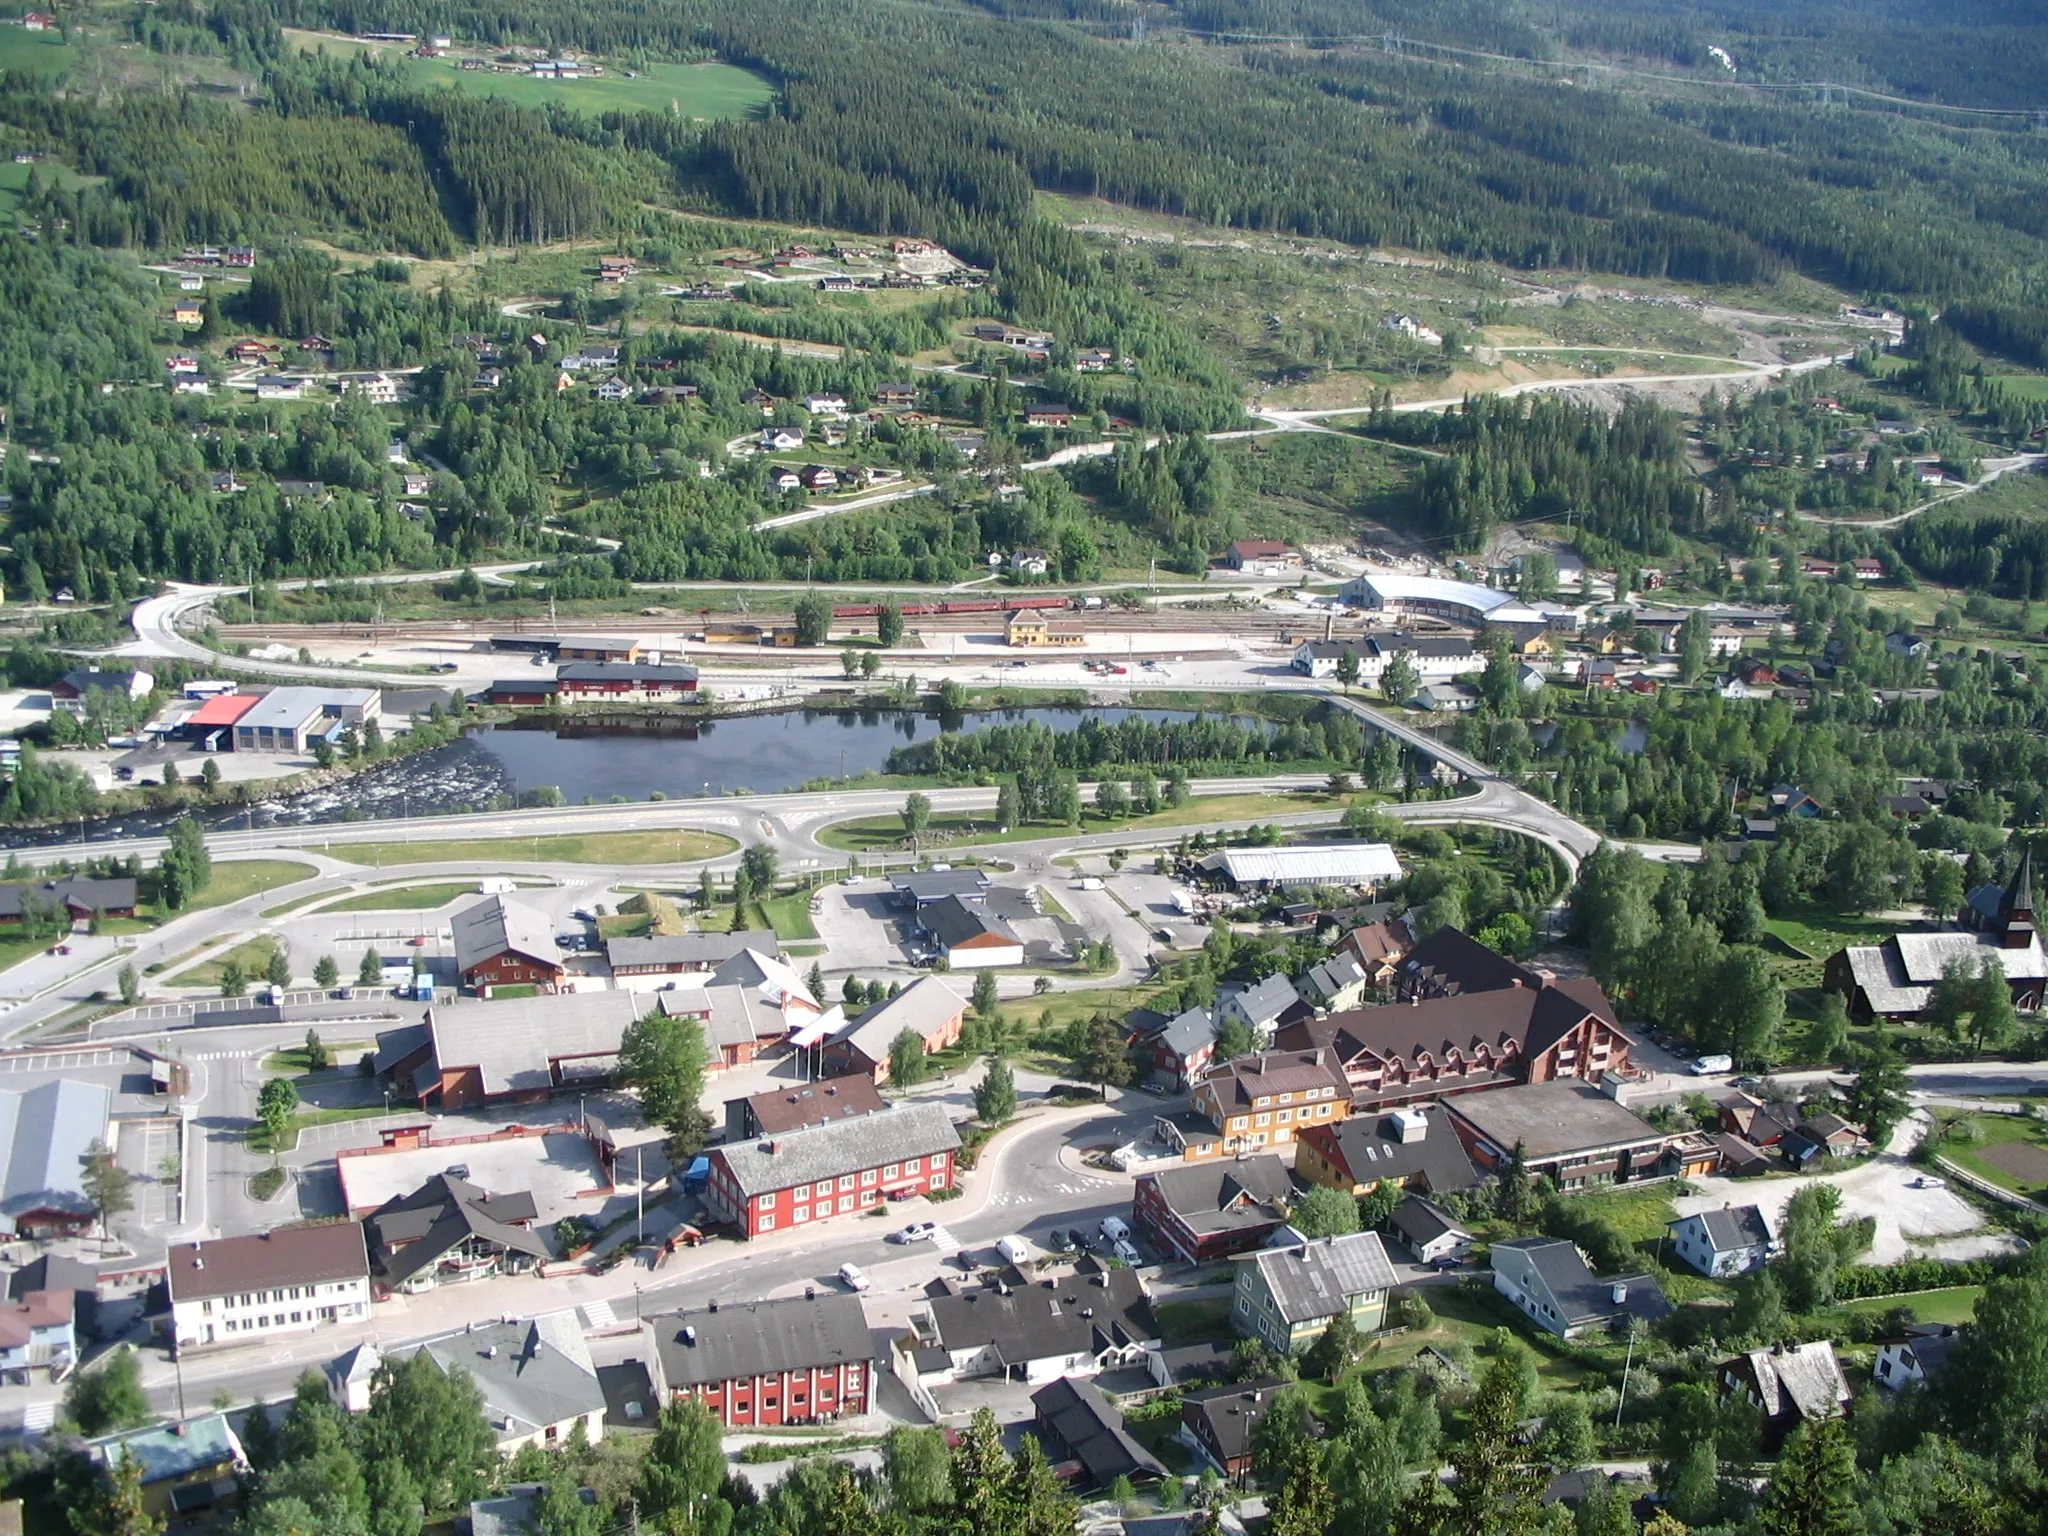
left=1098, top=1216, right=1131, bottom=1245
left=995, top=1234, right=1034, bottom=1267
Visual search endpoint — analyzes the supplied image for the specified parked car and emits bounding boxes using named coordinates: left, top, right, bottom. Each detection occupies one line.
left=891, top=1221, right=938, bottom=1244
left=838, top=1262, right=870, bottom=1292
left=1067, top=1227, right=1094, bottom=1252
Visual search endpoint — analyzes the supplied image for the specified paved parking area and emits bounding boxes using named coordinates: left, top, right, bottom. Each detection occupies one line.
left=1672, top=1111, right=2023, bottom=1265
left=809, top=884, right=920, bottom=972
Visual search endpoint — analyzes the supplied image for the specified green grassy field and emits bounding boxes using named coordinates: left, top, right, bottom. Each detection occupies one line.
left=1930, top=1109, right=2048, bottom=1198
left=323, top=881, right=485, bottom=912
left=328, top=830, right=736, bottom=866
left=0, top=27, right=74, bottom=79
left=1835, top=1285, right=1983, bottom=1326
left=816, top=791, right=1339, bottom=854
left=282, top=33, right=773, bottom=120
left=0, top=157, right=95, bottom=224
left=180, top=860, right=322, bottom=912
left=759, top=893, right=820, bottom=941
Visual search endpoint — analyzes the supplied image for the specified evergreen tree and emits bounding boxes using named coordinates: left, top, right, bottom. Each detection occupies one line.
left=1449, top=1354, right=1546, bottom=1536
left=1757, top=1420, right=1861, bottom=1536
left=974, top=1057, right=1018, bottom=1125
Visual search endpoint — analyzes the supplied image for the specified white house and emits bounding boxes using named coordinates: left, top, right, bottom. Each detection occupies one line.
left=1874, top=1323, right=1961, bottom=1391
left=803, top=393, right=848, bottom=417
left=1667, top=1205, right=1775, bottom=1278
left=167, top=1227, right=372, bottom=1351
left=761, top=426, right=805, bottom=451
left=596, top=378, right=632, bottom=402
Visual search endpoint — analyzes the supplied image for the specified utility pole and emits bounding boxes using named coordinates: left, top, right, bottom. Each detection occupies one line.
left=636, top=1144, right=644, bottom=1245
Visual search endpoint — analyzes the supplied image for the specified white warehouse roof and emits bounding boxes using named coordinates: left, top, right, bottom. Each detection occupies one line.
left=1347, top=572, right=1574, bottom=627
left=1201, top=843, right=1402, bottom=887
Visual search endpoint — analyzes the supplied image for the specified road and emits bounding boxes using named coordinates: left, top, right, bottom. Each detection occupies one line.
left=1801, top=452, right=2048, bottom=528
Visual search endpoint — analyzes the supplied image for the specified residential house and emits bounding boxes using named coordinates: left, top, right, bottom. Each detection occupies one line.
left=1413, top=682, right=1482, bottom=712
left=1292, top=1106, right=1480, bottom=1200
left=741, top=388, right=776, bottom=416
left=1177, top=1379, right=1286, bottom=1481
left=803, top=393, right=848, bottom=416
left=772, top=469, right=802, bottom=494
left=0, top=1287, right=74, bottom=1383
left=1074, top=348, right=1116, bottom=371
left=918, top=1259, right=1156, bottom=1385
left=1026, top=406, right=1076, bottom=429
left=85, top=1414, right=245, bottom=1520
left=1219, top=974, right=1301, bottom=1040
left=596, top=378, right=632, bottom=403
left=1225, top=541, right=1302, bottom=576
left=1875, top=1323, right=1961, bottom=1391
left=166, top=1225, right=371, bottom=1351
left=1339, top=919, right=1412, bottom=985
left=563, top=345, right=621, bottom=372
left=1489, top=1237, right=1671, bottom=1339
left=1445, top=1082, right=1719, bottom=1189
left=822, top=976, right=968, bottom=1082
left=451, top=894, right=566, bottom=993
left=362, top=1172, right=548, bottom=1293
left=597, top=256, right=638, bottom=281
left=658, top=984, right=800, bottom=1070
left=1127, top=1005, right=1217, bottom=1089
left=723, top=1077, right=886, bottom=1144
left=1232, top=1231, right=1397, bottom=1354
left=0, top=876, right=139, bottom=924
left=389, top=991, right=651, bottom=1110
left=649, top=1293, right=872, bottom=1426
left=1290, top=641, right=1359, bottom=679
left=1031, top=1377, right=1167, bottom=1489
left=51, top=668, right=154, bottom=712
left=472, top=1487, right=599, bottom=1536
left=1386, top=1195, right=1472, bottom=1265
left=1178, top=1050, right=1350, bottom=1160
left=1010, top=547, right=1051, bottom=577
left=555, top=663, right=701, bottom=702
left=1298, top=953, right=1369, bottom=1012
left=916, top=895, right=1024, bottom=968
left=1720, top=1342, right=1851, bottom=1446
left=376, top=1314, right=606, bottom=1452
left=1668, top=1205, right=1776, bottom=1278
left=761, top=426, right=805, bottom=451
left=1779, top=1113, right=1868, bottom=1166
left=797, top=463, right=839, bottom=492
left=700, top=1101, right=961, bottom=1237
left=1131, top=1156, right=1295, bottom=1264
left=8, top=1255, right=97, bottom=1344
left=875, top=383, right=918, bottom=406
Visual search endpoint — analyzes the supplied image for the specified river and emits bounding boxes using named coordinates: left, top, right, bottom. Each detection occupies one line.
left=28, top=706, right=1229, bottom=848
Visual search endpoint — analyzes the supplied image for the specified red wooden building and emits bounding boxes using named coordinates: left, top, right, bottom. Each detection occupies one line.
left=652, top=1294, right=872, bottom=1427
left=702, top=1102, right=960, bottom=1238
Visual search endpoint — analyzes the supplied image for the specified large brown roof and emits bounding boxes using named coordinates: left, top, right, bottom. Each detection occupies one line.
left=167, top=1224, right=369, bottom=1303
left=740, top=1077, right=886, bottom=1135
left=1198, top=1050, right=1347, bottom=1111
left=1397, top=925, right=1538, bottom=996
left=1278, top=975, right=1621, bottom=1071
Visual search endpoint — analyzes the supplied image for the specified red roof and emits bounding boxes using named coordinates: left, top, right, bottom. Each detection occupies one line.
left=1232, top=540, right=1293, bottom=558
left=187, top=693, right=260, bottom=727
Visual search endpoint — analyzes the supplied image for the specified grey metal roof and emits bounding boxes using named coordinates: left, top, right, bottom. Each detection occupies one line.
left=920, top=895, right=1021, bottom=951
left=713, top=1102, right=960, bottom=1197
left=1151, top=1006, right=1214, bottom=1060
left=1250, top=1232, right=1397, bottom=1323
left=830, top=976, right=967, bottom=1067
left=929, top=1264, right=1155, bottom=1364
left=891, top=870, right=992, bottom=903
left=1693, top=1205, right=1773, bottom=1252
left=0, top=1079, right=111, bottom=1223
left=1031, top=1376, right=1166, bottom=1487
left=1230, top=973, right=1301, bottom=1025
left=409, top=1313, right=605, bottom=1440
left=654, top=1293, right=871, bottom=1389
left=452, top=894, right=562, bottom=976
left=365, top=1174, right=547, bottom=1286
left=1142, top=1156, right=1296, bottom=1238
left=1302, top=954, right=1366, bottom=999
left=1492, top=1237, right=1671, bottom=1325
left=1180, top=1378, right=1288, bottom=1461
left=1388, top=1195, right=1468, bottom=1250
left=606, top=930, right=777, bottom=969
left=1314, top=1109, right=1480, bottom=1193
left=427, top=991, right=649, bottom=1096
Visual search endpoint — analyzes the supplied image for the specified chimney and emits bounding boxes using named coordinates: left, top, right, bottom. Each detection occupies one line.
left=708, top=1299, right=718, bottom=1312
left=486, top=1345, right=498, bottom=1358
left=1610, top=1282, right=1627, bottom=1306
left=1510, top=977, right=1523, bottom=989
left=1251, top=1390, right=1262, bottom=1403
left=683, top=1325, right=697, bottom=1346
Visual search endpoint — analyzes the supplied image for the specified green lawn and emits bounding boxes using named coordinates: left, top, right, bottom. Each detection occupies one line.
left=816, top=791, right=1339, bottom=854
left=759, top=893, right=820, bottom=941
left=328, top=830, right=736, bottom=866
left=261, top=1040, right=371, bottom=1073
left=0, top=27, right=74, bottom=79
left=1834, top=1286, right=1983, bottom=1326
left=185, top=936, right=285, bottom=989
left=167, top=859, right=320, bottom=916
left=282, top=33, right=772, bottom=120
left=0, top=156, right=95, bottom=225
left=1928, top=1108, right=2048, bottom=1198
left=1155, top=1298, right=1234, bottom=1344
left=323, top=881, right=481, bottom=913
left=1761, top=904, right=1899, bottom=990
